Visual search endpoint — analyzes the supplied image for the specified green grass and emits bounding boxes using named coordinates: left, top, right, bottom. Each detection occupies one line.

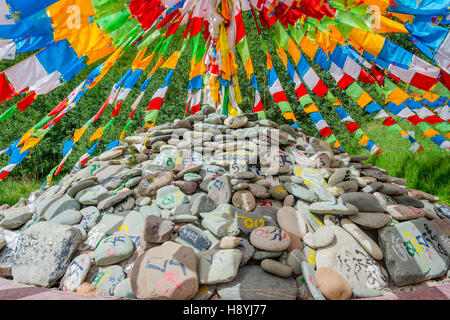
left=0, top=177, right=42, bottom=206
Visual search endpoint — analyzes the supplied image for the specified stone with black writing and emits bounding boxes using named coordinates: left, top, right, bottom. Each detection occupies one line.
left=81, top=214, right=124, bottom=251
left=176, top=224, right=212, bottom=252
left=12, top=221, right=83, bottom=287
left=386, top=204, right=424, bottom=221
left=156, top=185, right=189, bottom=210
left=378, top=217, right=449, bottom=286
left=49, top=209, right=82, bottom=226
left=340, top=219, right=383, bottom=260
left=340, top=192, right=386, bottom=213
left=0, top=206, right=33, bottom=230
left=59, top=254, right=91, bottom=292
left=198, top=249, right=242, bottom=284
left=277, top=206, right=307, bottom=239
left=250, top=226, right=290, bottom=252
left=91, top=265, right=126, bottom=296
left=217, top=265, right=296, bottom=300
left=284, top=182, right=318, bottom=203
left=130, top=241, right=198, bottom=299
left=208, top=175, right=232, bottom=204
left=315, top=225, right=389, bottom=290
left=328, top=168, right=352, bottom=187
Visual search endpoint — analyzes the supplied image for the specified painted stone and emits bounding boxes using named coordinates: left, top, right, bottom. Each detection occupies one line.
left=340, top=219, right=383, bottom=260
left=249, top=226, right=290, bottom=251
left=156, top=185, right=189, bottom=210
left=12, top=222, right=84, bottom=287
left=176, top=224, right=212, bottom=252
left=130, top=241, right=198, bottom=299
left=59, top=254, right=91, bottom=292
left=378, top=217, right=449, bottom=286
left=300, top=261, right=326, bottom=300
left=94, top=234, right=135, bottom=266
left=315, top=225, right=389, bottom=290
left=91, top=265, right=126, bottom=296
left=386, top=205, right=425, bottom=221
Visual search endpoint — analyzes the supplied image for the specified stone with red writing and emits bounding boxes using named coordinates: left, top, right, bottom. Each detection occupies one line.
left=208, top=175, right=232, bottom=204
left=130, top=241, right=198, bottom=299
left=315, top=267, right=352, bottom=300
left=232, top=190, right=256, bottom=212
left=91, top=265, right=126, bottom=296
left=249, top=226, right=291, bottom=252
left=385, top=204, right=425, bottom=221
left=197, top=249, right=242, bottom=284
left=300, top=261, right=326, bottom=300
left=315, top=225, right=389, bottom=291
left=328, top=168, right=352, bottom=187
left=94, top=234, right=135, bottom=266
left=59, top=253, right=91, bottom=292
left=378, top=217, right=449, bottom=286
left=216, top=265, right=297, bottom=300
left=276, top=206, right=307, bottom=239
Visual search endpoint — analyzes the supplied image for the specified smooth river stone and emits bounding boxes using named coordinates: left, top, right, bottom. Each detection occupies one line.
left=249, top=226, right=291, bottom=252
left=197, top=249, right=242, bottom=284
left=91, top=265, right=126, bottom=296
left=315, top=225, right=389, bottom=291
left=309, top=200, right=358, bottom=216
left=232, top=190, right=256, bottom=212
left=130, top=241, right=198, bottom=299
left=276, top=206, right=307, bottom=239
left=340, top=192, right=386, bottom=213
left=378, top=217, right=449, bottom=286
left=94, top=234, right=135, bottom=266
left=312, top=226, right=335, bottom=248
left=216, top=265, right=297, bottom=300
left=328, top=168, right=353, bottom=187
left=260, top=259, right=293, bottom=278
left=78, top=185, right=110, bottom=205
left=59, top=254, right=91, bottom=292
left=0, top=206, right=33, bottom=230
left=348, top=212, right=392, bottom=229
left=284, top=182, right=318, bottom=202
left=392, top=195, right=425, bottom=208
left=12, top=222, right=84, bottom=287
left=156, top=185, right=189, bottom=210
left=315, top=267, right=352, bottom=300
left=208, top=175, right=232, bottom=204
left=340, top=219, right=383, bottom=260
left=385, top=205, right=425, bottom=221
left=49, top=209, right=82, bottom=226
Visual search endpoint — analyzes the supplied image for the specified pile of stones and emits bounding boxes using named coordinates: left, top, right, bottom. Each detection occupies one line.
left=0, top=106, right=449, bottom=300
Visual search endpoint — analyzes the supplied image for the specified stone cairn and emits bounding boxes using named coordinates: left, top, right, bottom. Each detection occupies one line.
left=0, top=106, right=449, bottom=300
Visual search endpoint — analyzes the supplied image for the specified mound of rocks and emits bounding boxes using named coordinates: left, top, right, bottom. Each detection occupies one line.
left=1, top=108, right=449, bottom=300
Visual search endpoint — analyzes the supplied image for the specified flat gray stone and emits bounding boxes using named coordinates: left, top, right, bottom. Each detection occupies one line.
left=198, top=249, right=242, bottom=284
left=12, top=222, right=83, bottom=287
left=216, top=265, right=297, bottom=300
left=378, top=217, right=449, bottom=286
left=49, top=209, right=82, bottom=226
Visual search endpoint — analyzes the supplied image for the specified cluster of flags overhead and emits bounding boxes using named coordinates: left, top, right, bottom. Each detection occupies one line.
left=0, top=0, right=448, bottom=185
